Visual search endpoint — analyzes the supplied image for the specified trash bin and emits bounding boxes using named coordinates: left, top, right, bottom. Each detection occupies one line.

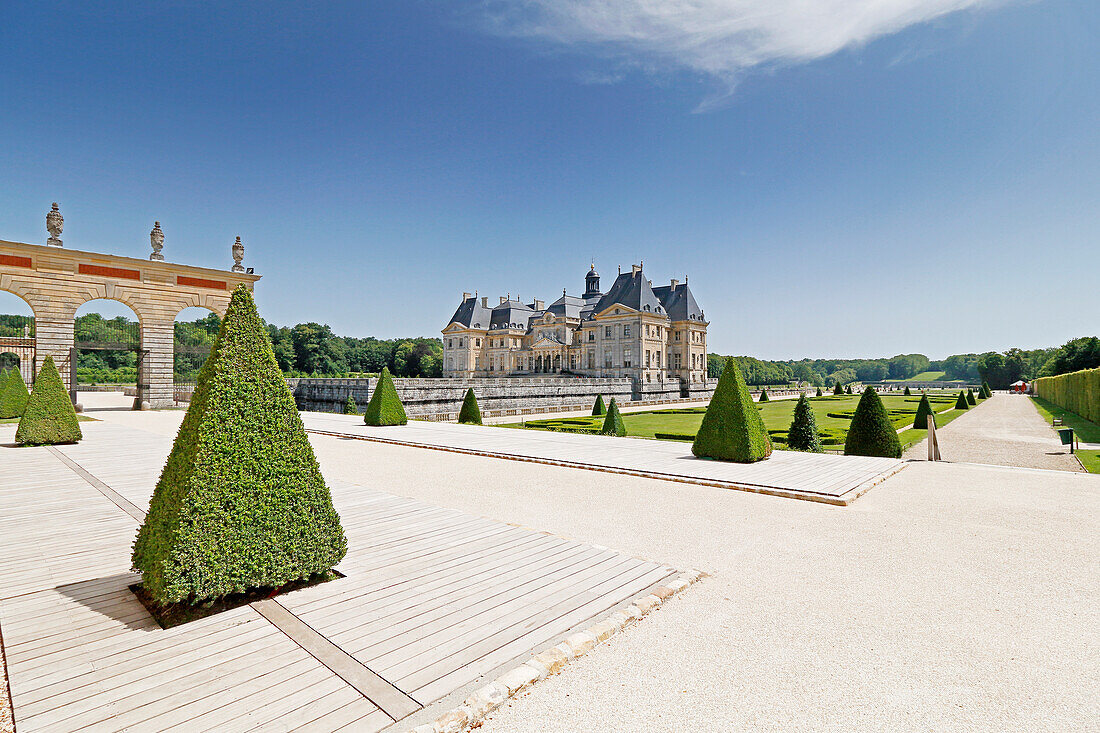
left=1058, top=428, right=1074, bottom=447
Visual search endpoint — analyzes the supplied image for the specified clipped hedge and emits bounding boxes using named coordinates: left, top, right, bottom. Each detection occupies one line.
left=844, top=387, right=902, bottom=458
left=913, top=393, right=935, bottom=430
left=1033, top=366, right=1100, bottom=424
left=654, top=432, right=695, bottom=442
left=132, top=285, right=346, bottom=605
left=787, top=394, right=822, bottom=452
left=600, top=398, right=626, bottom=436
left=954, top=391, right=969, bottom=410
left=458, top=387, right=482, bottom=425
left=16, top=357, right=82, bottom=445
left=692, top=357, right=772, bottom=463
left=592, top=394, right=606, bottom=416
left=0, top=368, right=30, bottom=419
left=364, top=367, right=407, bottom=426
left=344, top=394, right=358, bottom=415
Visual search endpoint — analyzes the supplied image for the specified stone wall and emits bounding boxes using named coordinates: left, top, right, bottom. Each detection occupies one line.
left=291, top=377, right=637, bottom=416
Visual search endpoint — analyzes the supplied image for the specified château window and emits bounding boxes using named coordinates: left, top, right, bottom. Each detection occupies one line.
left=588, top=331, right=595, bottom=342
left=604, top=350, right=613, bottom=368
left=605, top=326, right=613, bottom=339
left=656, top=351, right=661, bottom=367
left=476, top=338, right=481, bottom=347
left=623, top=324, right=631, bottom=338
left=645, top=350, right=651, bottom=367
left=623, top=349, right=632, bottom=368
left=675, top=331, right=681, bottom=341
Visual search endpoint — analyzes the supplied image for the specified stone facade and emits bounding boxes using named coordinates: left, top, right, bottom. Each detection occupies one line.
left=442, top=264, right=710, bottom=393
left=0, top=233, right=259, bottom=408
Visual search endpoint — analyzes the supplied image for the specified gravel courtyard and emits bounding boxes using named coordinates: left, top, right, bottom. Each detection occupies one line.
left=903, top=393, right=1083, bottom=471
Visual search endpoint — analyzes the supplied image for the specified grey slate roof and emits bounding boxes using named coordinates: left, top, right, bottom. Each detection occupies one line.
left=447, top=297, right=494, bottom=330
left=653, top=282, right=705, bottom=322
left=591, top=270, right=664, bottom=316
left=547, top=294, right=587, bottom=320
left=490, top=300, right=537, bottom=330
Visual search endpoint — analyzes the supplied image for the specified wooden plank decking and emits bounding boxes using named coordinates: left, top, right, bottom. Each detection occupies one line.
left=302, top=413, right=906, bottom=504
left=0, top=420, right=676, bottom=732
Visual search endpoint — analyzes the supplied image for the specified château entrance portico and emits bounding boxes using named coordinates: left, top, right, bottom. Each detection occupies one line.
left=0, top=205, right=260, bottom=408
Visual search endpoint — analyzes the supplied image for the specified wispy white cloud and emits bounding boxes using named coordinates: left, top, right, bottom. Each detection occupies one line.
left=477, top=0, right=1012, bottom=105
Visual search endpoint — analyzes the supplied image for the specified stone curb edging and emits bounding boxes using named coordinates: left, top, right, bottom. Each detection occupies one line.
left=402, top=569, right=706, bottom=733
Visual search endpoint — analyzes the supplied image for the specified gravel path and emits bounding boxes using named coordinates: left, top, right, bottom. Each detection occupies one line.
left=903, top=393, right=1084, bottom=471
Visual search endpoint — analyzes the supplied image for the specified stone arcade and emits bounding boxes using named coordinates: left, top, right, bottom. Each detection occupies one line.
left=0, top=204, right=260, bottom=408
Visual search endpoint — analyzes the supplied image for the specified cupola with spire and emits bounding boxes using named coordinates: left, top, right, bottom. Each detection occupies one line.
left=584, top=263, right=601, bottom=298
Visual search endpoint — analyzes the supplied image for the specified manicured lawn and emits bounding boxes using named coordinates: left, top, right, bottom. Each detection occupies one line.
left=512, top=393, right=966, bottom=452
left=902, top=371, right=947, bottom=381
left=1030, top=396, right=1100, bottom=474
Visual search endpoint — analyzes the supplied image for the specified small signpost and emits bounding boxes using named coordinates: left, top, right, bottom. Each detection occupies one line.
left=927, top=415, right=941, bottom=461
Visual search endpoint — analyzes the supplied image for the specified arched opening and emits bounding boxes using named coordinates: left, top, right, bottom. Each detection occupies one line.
left=0, top=290, right=37, bottom=386
left=74, top=299, right=142, bottom=410
left=174, top=306, right=221, bottom=405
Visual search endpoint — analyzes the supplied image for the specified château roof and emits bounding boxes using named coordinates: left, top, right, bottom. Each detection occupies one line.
left=490, top=300, right=537, bottom=330
left=447, top=296, right=493, bottom=330
left=652, top=282, right=705, bottom=322
left=591, top=269, right=664, bottom=317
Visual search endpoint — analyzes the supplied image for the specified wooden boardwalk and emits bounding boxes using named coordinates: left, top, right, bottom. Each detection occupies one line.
left=0, top=422, right=675, bottom=732
left=303, top=414, right=906, bottom=504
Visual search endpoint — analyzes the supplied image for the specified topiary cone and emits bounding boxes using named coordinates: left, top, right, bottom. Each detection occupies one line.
left=845, top=384, right=853, bottom=395
left=692, top=357, right=772, bottom=462
left=15, top=356, right=81, bottom=445
left=131, top=285, right=346, bottom=604
left=458, top=387, right=482, bottom=425
left=833, top=383, right=844, bottom=396
left=0, top=366, right=31, bottom=419
left=966, top=389, right=976, bottom=406
left=592, top=394, right=606, bottom=416
left=600, top=398, right=626, bottom=436
left=344, top=394, right=358, bottom=415
left=903, top=385, right=912, bottom=396
left=955, top=390, right=969, bottom=410
left=787, top=394, right=822, bottom=452
left=815, top=387, right=823, bottom=397
left=913, top=393, right=935, bottom=430
left=844, top=387, right=902, bottom=458
left=364, top=367, right=407, bottom=426
left=758, top=387, right=769, bottom=402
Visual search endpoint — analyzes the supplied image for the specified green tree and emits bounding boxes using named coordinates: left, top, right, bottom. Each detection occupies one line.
left=844, top=388, right=902, bottom=458
left=833, top=383, right=845, bottom=396
left=758, top=387, right=769, bottom=402
left=364, top=367, right=407, bottom=426
left=344, top=394, right=358, bottom=415
left=600, top=398, right=626, bottom=436
left=692, top=357, right=772, bottom=463
left=815, top=387, right=823, bottom=397
left=458, top=388, right=482, bottom=425
left=16, top=356, right=83, bottom=445
left=787, top=394, right=822, bottom=452
left=0, top=367, right=30, bottom=418
left=592, top=394, right=606, bottom=416
left=132, top=285, right=345, bottom=604
left=913, top=393, right=935, bottom=430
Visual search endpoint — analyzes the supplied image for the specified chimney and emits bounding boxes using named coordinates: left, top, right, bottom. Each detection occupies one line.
left=500, top=296, right=507, bottom=304
left=631, top=264, right=641, bottom=275
left=462, top=292, right=472, bottom=301
left=670, top=278, right=679, bottom=288
left=481, top=296, right=488, bottom=308
left=534, top=299, right=545, bottom=310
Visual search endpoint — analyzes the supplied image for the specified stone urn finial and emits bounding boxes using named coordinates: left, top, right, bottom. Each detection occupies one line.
left=232, top=236, right=245, bottom=272
left=149, top=221, right=165, bottom=261
left=46, top=202, right=64, bottom=246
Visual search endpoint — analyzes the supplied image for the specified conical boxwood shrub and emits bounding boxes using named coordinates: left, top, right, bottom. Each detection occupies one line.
left=966, top=389, right=976, bottom=406
left=844, top=387, right=902, bottom=458
left=787, top=394, right=821, bottom=452
left=344, top=394, right=358, bottom=415
left=0, top=367, right=31, bottom=419
left=600, top=398, right=626, bottom=436
left=364, top=367, right=407, bottom=426
left=845, top=384, right=854, bottom=395
left=981, top=380, right=993, bottom=398
left=815, top=387, right=823, bottom=397
left=955, top=390, right=969, bottom=410
left=15, top=357, right=81, bottom=445
left=132, top=285, right=346, bottom=604
left=458, top=387, right=482, bottom=425
left=912, top=393, right=935, bottom=430
left=592, top=394, right=606, bottom=416
left=833, top=383, right=844, bottom=396
left=692, top=357, right=772, bottom=462
left=903, top=385, right=912, bottom=396
left=758, top=387, right=769, bottom=403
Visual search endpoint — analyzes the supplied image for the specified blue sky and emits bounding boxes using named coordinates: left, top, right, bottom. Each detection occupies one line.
left=1, top=1, right=1096, bottom=359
